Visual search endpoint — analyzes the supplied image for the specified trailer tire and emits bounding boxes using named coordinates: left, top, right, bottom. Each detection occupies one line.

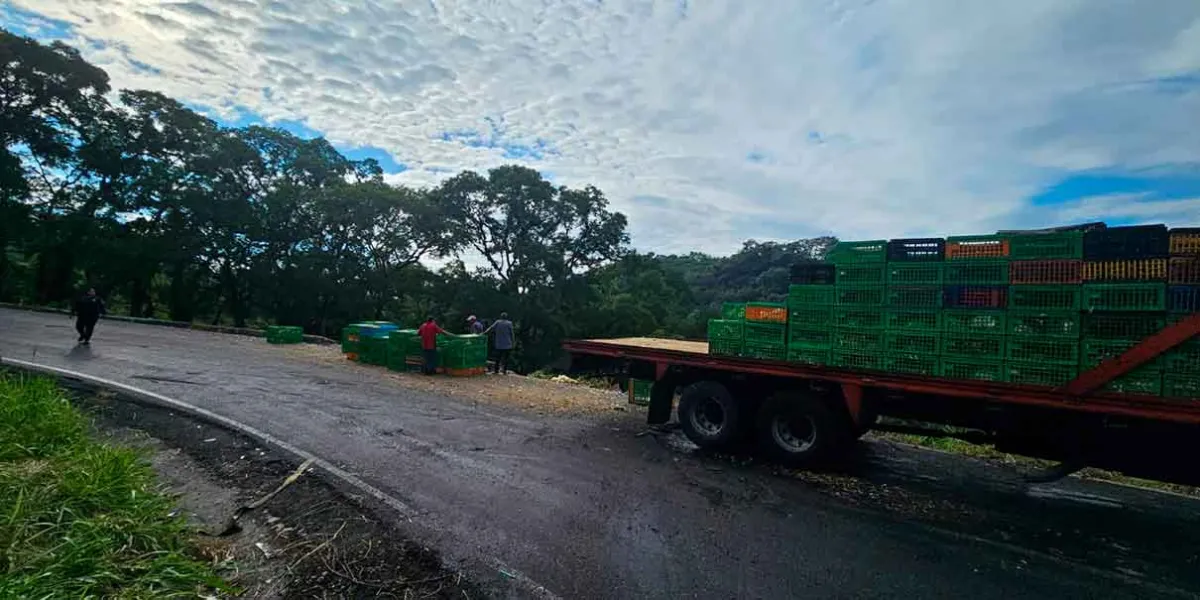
left=678, top=381, right=743, bottom=450
left=756, top=392, right=848, bottom=466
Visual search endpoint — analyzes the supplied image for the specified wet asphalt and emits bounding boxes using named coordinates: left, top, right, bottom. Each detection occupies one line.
left=3, top=308, right=1199, bottom=599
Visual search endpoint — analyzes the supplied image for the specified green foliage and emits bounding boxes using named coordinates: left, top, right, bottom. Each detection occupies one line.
left=0, top=374, right=227, bottom=597
left=0, top=29, right=836, bottom=372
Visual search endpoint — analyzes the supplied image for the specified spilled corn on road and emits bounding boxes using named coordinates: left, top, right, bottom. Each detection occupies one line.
left=2, top=307, right=1199, bottom=599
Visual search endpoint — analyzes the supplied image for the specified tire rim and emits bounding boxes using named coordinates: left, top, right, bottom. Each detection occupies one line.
left=690, top=397, right=726, bottom=437
left=772, top=415, right=816, bottom=453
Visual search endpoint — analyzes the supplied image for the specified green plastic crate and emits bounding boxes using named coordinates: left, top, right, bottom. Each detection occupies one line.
left=1104, top=368, right=1163, bottom=396
left=942, top=310, right=1007, bottom=335
left=886, top=286, right=943, bottom=308
left=721, top=302, right=746, bottom=320
left=340, top=327, right=359, bottom=354
left=836, top=285, right=887, bottom=306
left=836, top=263, right=887, bottom=285
left=1007, top=311, right=1081, bottom=338
left=885, top=309, right=942, bottom=332
left=834, top=330, right=885, bottom=353
left=708, top=339, right=743, bottom=357
left=743, top=343, right=787, bottom=361
left=830, top=351, right=884, bottom=371
left=942, top=333, right=1005, bottom=360
left=1082, top=283, right=1167, bottom=312
left=1082, top=313, right=1165, bottom=340
left=885, top=354, right=941, bottom=376
left=787, top=346, right=830, bottom=365
left=887, top=263, right=944, bottom=286
left=827, top=240, right=888, bottom=263
left=833, top=307, right=887, bottom=329
left=266, top=325, right=304, bottom=344
left=1164, top=375, right=1200, bottom=399
left=787, top=285, right=836, bottom=306
left=1008, top=231, right=1083, bottom=260
left=789, top=306, right=835, bottom=328
left=1009, top=285, right=1082, bottom=311
left=629, top=380, right=653, bottom=405
left=944, top=260, right=1010, bottom=285
left=940, top=359, right=1006, bottom=382
left=359, top=336, right=389, bottom=366
left=707, top=319, right=744, bottom=341
left=1007, top=362, right=1078, bottom=387
left=744, top=321, right=786, bottom=345
left=1160, top=340, right=1200, bottom=375
left=1006, top=337, right=1079, bottom=365
left=885, top=331, right=941, bottom=355
left=1081, top=338, right=1138, bottom=369
left=788, top=327, right=833, bottom=349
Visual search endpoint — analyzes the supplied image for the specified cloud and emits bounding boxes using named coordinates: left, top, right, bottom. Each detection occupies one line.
left=7, top=0, right=1200, bottom=255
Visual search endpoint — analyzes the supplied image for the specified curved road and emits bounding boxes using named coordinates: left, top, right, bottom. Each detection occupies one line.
left=3, top=308, right=1199, bottom=599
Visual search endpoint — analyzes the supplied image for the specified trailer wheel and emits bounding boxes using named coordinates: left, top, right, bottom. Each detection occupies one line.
left=678, top=381, right=743, bottom=450
left=756, top=392, right=848, bottom=466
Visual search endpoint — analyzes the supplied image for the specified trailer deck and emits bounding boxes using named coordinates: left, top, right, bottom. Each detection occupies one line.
left=566, top=312, right=1200, bottom=426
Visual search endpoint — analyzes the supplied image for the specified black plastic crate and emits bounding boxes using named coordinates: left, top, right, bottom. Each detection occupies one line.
left=1169, top=285, right=1200, bottom=313
left=1083, top=225, right=1169, bottom=260
left=790, top=263, right=836, bottom=285
left=887, top=238, right=946, bottom=262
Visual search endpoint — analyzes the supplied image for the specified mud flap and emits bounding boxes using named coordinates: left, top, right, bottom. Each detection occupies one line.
left=647, top=379, right=675, bottom=425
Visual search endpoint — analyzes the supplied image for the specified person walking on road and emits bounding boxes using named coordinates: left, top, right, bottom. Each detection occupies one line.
left=484, top=312, right=515, bottom=374
left=417, top=317, right=453, bottom=375
left=70, top=287, right=106, bottom=345
left=467, top=315, right=485, bottom=334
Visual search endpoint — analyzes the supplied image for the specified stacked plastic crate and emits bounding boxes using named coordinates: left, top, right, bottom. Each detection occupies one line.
left=827, top=241, right=888, bottom=371
left=386, top=329, right=419, bottom=371
left=265, top=325, right=304, bottom=344
left=786, top=265, right=836, bottom=364
left=744, top=302, right=789, bottom=360
left=707, top=303, right=745, bottom=357
left=1079, top=226, right=1170, bottom=394
left=939, top=236, right=1009, bottom=381
left=440, top=334, right=489, bottom=375
left=1163, top=228, right=1200, bottom=397
left=1004, top=231, right=1083, bottom=386
left=883, top=239, right=945, bottom=376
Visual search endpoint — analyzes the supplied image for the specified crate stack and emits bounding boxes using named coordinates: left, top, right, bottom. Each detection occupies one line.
left=707, top=302, right=745, bottom=357
left=884, top=238, right=946, bottom=376
left=266, top=325, right=304, bottom=344
left=1078, top=226, right=1170, bottom=394
left=386, top=329, right=419, bottom=371
left=1164, top=228, right=1200, bottom=397
left=440, top=334, right=489, bottom=375
left=1004, top=231, right=1082, bottom=386
left=786, top=267, right=837, bottom=365
left=704, top=224, right=1199, bottom=398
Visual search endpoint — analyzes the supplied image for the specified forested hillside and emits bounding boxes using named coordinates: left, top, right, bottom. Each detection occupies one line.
left=0, top=29, right=835, bottom=370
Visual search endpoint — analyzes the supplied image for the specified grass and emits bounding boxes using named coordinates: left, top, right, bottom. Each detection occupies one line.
left=0, top=374, right=229, bottom=598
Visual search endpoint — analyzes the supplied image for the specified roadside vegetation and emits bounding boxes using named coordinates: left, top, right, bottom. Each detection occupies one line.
left=0, top=374, right=227, bottom=598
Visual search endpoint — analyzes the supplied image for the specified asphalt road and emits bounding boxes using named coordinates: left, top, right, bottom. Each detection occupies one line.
left=3, top=308, right=1199, bottom=599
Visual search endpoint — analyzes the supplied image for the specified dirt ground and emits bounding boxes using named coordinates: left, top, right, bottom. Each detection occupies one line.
left=78, top=389, right=480, bottom=600
left=282, top=344, right=632, bottom=415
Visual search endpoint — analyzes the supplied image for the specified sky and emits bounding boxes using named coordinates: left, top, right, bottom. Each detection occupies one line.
left=4, top=0, right=1200, bottom=256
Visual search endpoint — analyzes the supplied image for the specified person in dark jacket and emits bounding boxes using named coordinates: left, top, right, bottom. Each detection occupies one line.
left=484, top=312, right=515, bottom=374
left=71, top=288, right=106, bottom=344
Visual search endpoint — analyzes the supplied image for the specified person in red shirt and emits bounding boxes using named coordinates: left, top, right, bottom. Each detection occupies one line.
left=417, top=317, right=453, bottom=374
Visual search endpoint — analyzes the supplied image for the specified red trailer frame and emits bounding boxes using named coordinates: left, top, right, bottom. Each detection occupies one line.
left=564, top=312, right=1200, bottom=426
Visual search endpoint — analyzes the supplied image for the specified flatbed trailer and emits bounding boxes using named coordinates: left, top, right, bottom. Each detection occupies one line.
left=563, top=313, right=1200, bottom=486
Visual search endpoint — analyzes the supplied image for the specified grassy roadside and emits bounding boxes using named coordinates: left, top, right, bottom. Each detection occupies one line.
left=0, top=375, right=228, bottom=598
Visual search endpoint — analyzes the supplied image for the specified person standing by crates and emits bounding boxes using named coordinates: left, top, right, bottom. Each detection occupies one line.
left=417, top=317, right=454, bottom=375
left=485, top=312, right=515, bottom=374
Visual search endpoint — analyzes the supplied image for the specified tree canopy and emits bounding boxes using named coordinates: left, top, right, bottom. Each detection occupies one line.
left=0, top=29, right=836, bottom=371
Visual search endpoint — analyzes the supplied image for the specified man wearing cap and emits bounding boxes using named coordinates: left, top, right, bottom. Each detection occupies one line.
left=467, top=315, right=485, bottom=334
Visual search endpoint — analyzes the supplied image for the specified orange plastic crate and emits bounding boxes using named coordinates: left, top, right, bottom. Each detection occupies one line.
left=745, top=305, right=788, bottom=323
left=945, top=237, right=1010, bottom=260
left=1082, top=259, right=1167, bottom=282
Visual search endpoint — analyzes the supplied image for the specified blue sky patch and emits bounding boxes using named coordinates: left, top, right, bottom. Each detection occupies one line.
left=1030, top=169, right=1200, bottom=206
left=1, top=4, right=75, bottom=40
left=746, top=150, right=767, bottom=163
left=341, top=146, right=407, bottom=174
left=437, top=116, right=559, bottom=161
